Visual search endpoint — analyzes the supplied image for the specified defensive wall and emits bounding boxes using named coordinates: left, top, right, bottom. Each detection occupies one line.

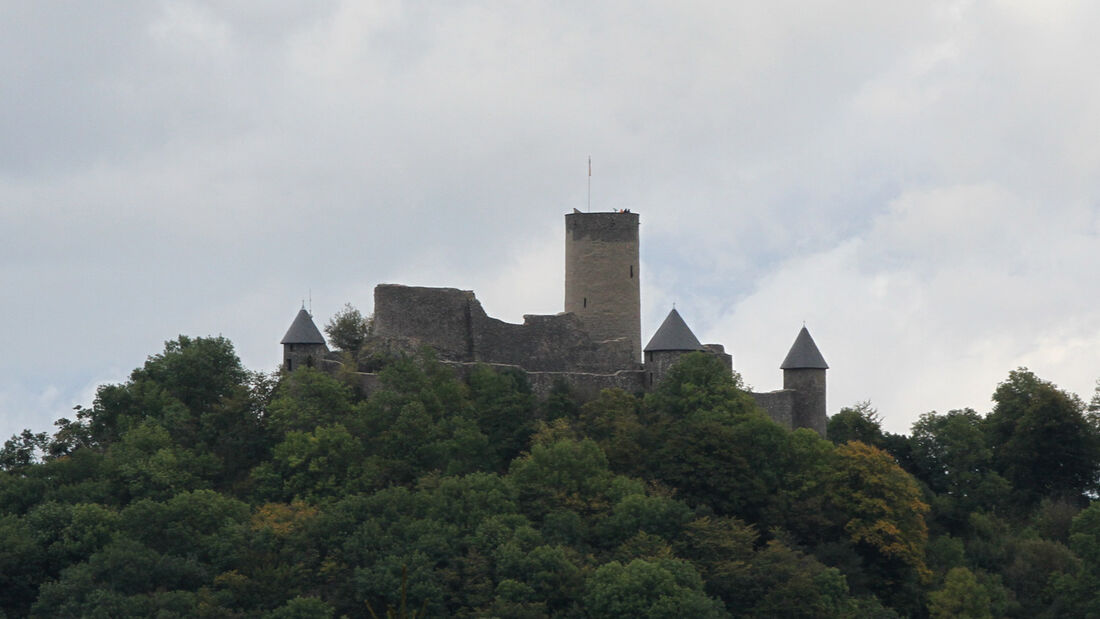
left=371, top=284, right=637, bottom=373
left=282, top=210, right=830, bottom=434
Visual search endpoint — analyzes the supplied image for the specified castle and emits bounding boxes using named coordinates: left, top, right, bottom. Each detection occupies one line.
left=281, top=211, right=829, bottom=434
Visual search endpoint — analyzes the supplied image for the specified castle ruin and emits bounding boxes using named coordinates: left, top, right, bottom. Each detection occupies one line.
left=281, top=211, right=828, bottom=434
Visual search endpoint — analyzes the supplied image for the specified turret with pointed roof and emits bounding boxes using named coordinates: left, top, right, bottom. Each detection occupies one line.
left=281, top=307, right=329, bottom=372
left=644, top=308, right=705, bottom=353
left=644, top=308, right=717, bottom=387
left=781, top=326, right=828, bottom=434
left=781, top=326, right=828, bottom=369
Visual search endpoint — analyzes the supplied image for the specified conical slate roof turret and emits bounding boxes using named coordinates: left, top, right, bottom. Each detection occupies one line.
left=281, top=308, right=326, bottom=345
left=780, top=326, right=828, bottom=369
left=644, top=308, right=706, bottom=352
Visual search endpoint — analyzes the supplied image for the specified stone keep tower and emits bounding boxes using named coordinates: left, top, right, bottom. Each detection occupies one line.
left=564, top=211, right=642, bottom=361
left=780, top=326, right=828, bottom=435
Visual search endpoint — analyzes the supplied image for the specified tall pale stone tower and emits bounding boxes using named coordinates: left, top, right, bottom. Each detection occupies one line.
left=564, top=211, right=642, bottom=361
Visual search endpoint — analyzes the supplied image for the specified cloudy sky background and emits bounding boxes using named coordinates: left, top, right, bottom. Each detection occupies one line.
left=2, top=0, right=1098, bottom=438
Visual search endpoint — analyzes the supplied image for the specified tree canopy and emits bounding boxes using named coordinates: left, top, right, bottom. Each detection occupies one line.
left=2, top=339, right=1100, bottom=616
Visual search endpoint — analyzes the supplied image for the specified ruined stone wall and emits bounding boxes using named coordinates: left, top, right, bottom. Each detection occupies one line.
left=371, top=284, right=635, bottom=373
left=372, top=285, right=475, bottom=361
left=564, top=212, right=641, bottom=361
left=751, top=389, right=796, bottom=430
left=703, top=344, right=733, bottom=371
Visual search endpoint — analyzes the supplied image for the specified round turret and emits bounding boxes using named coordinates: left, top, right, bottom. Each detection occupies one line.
left=281, top=308, right=329, bottom=371
left=644, top=308, right=704, bottom=386
left=780, top=326, right=828, bottom=434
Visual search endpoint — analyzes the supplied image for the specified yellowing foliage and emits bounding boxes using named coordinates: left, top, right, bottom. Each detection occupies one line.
left=831, top=441, right=931, bottom=582
left=250, top=500, right=319, bottom=537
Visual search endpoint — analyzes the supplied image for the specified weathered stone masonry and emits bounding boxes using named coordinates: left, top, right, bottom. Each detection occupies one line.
left=281, top=211, right=830, bottom=433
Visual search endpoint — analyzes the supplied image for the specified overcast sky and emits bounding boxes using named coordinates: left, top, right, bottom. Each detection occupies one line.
left=3, top=1, right=1098, bottom=439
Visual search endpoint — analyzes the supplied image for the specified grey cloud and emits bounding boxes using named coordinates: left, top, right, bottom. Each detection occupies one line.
left=3, top=1, right=1099, bottom=440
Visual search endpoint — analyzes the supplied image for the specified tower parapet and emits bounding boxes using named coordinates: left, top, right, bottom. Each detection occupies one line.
left=564, top=211, right=641, bottom=361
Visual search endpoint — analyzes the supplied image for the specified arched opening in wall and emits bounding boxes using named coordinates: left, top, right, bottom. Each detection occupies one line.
left=630, top=265, right=633, bottom=278
left=286, top=359, right=293, bottom=371
left=306, top=356, right=314, bottom=368
left=583, top=297, right=587, bottom=308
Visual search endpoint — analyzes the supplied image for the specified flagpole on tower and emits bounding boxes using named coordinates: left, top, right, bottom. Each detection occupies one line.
left=587, top=156, right=591, bottom=212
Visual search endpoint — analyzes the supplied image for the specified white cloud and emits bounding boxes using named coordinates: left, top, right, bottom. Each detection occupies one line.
left=2, top=1, right=1099, bottom=440
left=710, top=183, right=1100, bottom=434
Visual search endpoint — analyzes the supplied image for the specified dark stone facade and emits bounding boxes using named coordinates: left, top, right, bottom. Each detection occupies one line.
left=284, top=342, right=328, bottom=373
left=372, top=284, right=637, bottom=373
left=783, top=368, right=827, bottom=434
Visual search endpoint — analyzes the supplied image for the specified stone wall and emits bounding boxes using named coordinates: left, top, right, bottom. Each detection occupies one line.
left=783, top=368, right=827, bottom=434
left=371, top=284, right=636, bottom=373
left=372, top=285, right=475, bottom=361
left=283, top=342, right=328, bottom=373
left=751, top=389, right=796, bottom=430
left=564, top=212, right=641, bottom=360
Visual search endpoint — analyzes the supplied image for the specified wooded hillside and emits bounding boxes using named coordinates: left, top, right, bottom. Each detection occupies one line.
left=2, top=335, right=1099, bottom=617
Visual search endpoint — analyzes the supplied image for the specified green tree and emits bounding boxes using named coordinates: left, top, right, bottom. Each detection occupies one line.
left=0, top=429, right=49, bottom=471
left=324, top=303, right=371, bottom=353
left=986, top=368, right=1100, bottom=505
left=508, top=438, right=616, bottom=522
left=467, top=365, right=537, bottom=471
left=644, top=352, right=757, bottom=421
left=102, top=421, right=221, bottom=502
left=31, top=537, right=206, bottom=616
left=253, top=424, right=368, bottom=502
left=928, top=567, right=992, bottom=619
left=827, top=401, right=885, bottom=448
left=583, top=558, right=727, bottom=618
left=908, top=409, right=1010, bottom=532
left=266, top=367, right=356, bottom=436
left=577, top=388, right=645, bottom=474
left=0, top=513, right=46, bottom=615
left=1002, top=538, right=1081, bottom=616
left=735, top=541, right=855, bottom=618
left=130, top=335, right=248, bottom=418
left=826, top=441, right=931, bottom=604
left=270, top=595, right=336, bottom=618
left=1056, top=501, right=1100, bottom=616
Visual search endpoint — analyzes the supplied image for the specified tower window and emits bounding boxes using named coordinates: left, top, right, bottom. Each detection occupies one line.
left=630, top=265, right=634, bottom=278
left=583, top=297, right=587, bottom=308
left=286, top=358, right=293, bottom=371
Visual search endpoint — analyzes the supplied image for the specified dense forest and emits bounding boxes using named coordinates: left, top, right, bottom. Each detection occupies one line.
left=2, top=332, right=1100, bottom=617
